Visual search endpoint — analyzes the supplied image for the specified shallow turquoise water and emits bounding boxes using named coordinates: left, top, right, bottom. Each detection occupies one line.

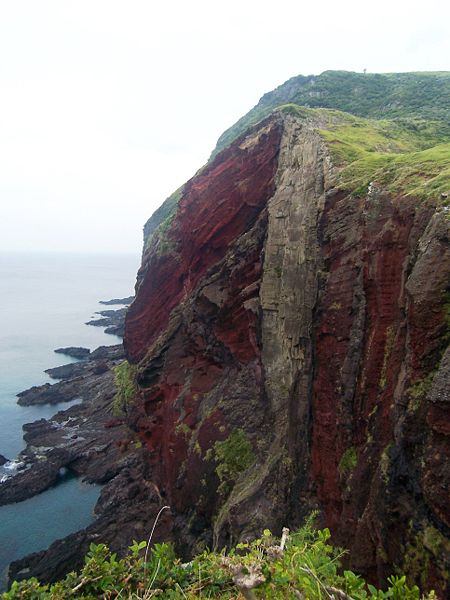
left=0, top=252, right=139, bottom=588
left=0, top=475, right=101, bottom=588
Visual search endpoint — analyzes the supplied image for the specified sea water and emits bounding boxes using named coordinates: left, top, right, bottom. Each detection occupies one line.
left=0, top=252, right=139, bottom=588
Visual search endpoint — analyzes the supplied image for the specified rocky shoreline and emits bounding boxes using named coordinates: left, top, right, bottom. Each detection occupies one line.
left=0, top=344, right=127, bottom=506
left=16, top=345, right=124, bottom=407
left=0, top=299, right=170, bottom=586
left=85, top=308, right=128, bottom=337
left=99, top=296, right=134, bottom=306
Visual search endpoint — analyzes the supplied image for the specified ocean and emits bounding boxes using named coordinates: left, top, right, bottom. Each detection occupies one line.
left=0, top=252, right=139, bottom=589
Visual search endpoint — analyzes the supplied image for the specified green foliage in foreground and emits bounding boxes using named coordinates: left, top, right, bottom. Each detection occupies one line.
left=2, top=518, right=436, bottom=599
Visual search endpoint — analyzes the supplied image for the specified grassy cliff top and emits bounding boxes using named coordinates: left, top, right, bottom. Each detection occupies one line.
left=144, top=71, right=449, bottom=250
left=275, top=104, right=450, bottom=200
left=213, top=70, right=450, bottom=156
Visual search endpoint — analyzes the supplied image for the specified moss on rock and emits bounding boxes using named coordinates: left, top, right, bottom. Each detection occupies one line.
left=113, top=360, right=138, bottom=415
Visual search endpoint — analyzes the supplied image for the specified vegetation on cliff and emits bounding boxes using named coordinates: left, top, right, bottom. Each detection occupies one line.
left=146, top=72, right=450, bottom=258
left=316, top=112, right=450, bottom=200
left=113, top=361, right=138, bottom=415
left=277, top=104, right=450, bottom=201
left=213, top=71, right=450, bottom=156
left=207, top=430, right=255, bottom=498
left=142, top=186, right=183, bottom=253
left=117, top=70, right=450, bottom=597
left=3, top=517, right=436, bottom=599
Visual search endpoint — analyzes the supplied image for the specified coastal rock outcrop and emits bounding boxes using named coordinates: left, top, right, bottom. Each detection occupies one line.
left=54, top=347, right=91, bottom=359
left=4, top=342, right=171, bottom=586
left=86, top=307, right=128, bottom=337
left=99, top=296, right=134, bottom=306
left=1, top=347, right=127, bottom=505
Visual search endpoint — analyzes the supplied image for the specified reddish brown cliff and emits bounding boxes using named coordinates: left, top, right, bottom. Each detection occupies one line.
left=124, top=113, right=450, bottom=595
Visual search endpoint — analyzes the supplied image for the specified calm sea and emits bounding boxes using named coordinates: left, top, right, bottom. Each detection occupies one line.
left=0, top=252, right=139, bottom=589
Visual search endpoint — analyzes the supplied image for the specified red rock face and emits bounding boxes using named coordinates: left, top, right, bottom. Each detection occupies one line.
left=312, top=193, right=419, bottom=528
left=125, top=118, right=282, bottom=363
left=124, top=119, right=282, bottom=528
left=128, top=224, right=270, bottom=523
left=312, top=192, right=450, bottom=591
left=124, top=116, right=450, bottom=595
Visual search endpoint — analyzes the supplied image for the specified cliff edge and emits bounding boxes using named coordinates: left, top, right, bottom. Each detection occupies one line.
left=124, top=72, right=450, bottom=596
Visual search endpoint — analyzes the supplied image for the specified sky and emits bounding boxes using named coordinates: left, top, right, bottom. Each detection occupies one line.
left=0, top=1, right=449, bottom=255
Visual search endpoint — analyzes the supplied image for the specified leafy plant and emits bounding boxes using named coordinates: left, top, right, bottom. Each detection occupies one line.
left=2, top=518, right=436, bottom=599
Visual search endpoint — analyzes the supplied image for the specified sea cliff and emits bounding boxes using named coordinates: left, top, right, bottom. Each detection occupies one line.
left=5, top=71, right=450, bottom=597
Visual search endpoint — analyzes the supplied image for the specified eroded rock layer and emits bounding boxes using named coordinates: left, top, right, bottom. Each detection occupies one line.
left=124, top=112, right=450, bottom=596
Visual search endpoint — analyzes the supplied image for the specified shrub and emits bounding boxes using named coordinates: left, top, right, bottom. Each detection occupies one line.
left=112, top=360, right=138, bottom=415
left=2, top=517, right=435, bottom=599
left=209, top=429, right=255, bottom=497
left=339, top=446, right=358, bottom=476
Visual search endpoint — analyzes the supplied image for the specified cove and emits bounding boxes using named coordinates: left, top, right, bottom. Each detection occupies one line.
left=0, top=473, right=100, bottom=591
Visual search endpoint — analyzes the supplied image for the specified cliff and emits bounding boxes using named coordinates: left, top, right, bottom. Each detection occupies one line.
left=5, top=71, right=449, bottom=597
left=124, top=72, right=450, bottom=596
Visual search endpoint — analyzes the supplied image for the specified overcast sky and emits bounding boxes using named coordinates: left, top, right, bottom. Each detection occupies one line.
left=1, top=1, right=449, bottom=255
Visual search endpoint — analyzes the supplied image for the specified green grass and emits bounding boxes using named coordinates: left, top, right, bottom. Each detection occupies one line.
left=287, top=71, right=450, bottom=121
left=275, top=105, right=450, bottom=201
left=337, top=143, right=450, bottom=200
left=320, top=115, right=450, bottom=164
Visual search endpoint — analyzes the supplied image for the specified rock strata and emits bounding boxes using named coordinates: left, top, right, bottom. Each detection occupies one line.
left=123, top=112, right=450, bottom=596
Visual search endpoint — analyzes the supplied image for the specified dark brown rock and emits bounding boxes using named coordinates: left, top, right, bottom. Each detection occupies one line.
left=54, top=347, right=91, bottom=359
left=86, top=308, right=127, bottom=337
left=99, top=296, right=134, bottom=306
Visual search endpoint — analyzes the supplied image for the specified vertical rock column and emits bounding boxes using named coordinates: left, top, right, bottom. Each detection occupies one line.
left=213, top=116, right=335, bottom=541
